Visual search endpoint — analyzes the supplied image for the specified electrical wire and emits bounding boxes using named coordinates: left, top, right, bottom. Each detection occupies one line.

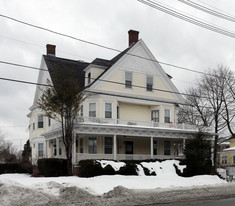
left=138, top=0, right=235, bottom=38
left=179, top=0, right=235, bottom=22
left=0, top=13, right=216, bottom=77
left=0, top=59, right=204, bottom=98
left=0, top=74, right=213, bottom=108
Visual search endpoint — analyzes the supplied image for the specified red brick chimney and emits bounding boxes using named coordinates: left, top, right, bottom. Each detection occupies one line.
left=46, top=44, right=56, bottom=56
left=128, top=30, right=139, bottom=46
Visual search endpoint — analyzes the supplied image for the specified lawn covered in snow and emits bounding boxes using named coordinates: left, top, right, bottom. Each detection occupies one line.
left=0, top=160, right=226, bottom=196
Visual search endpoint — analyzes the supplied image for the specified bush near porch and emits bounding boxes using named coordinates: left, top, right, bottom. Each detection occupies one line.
left=77, top=159, right=174, bottom=177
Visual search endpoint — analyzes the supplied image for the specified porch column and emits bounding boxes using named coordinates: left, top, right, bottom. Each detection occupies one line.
left=56, top=137, right=59, bottom=157
left=151, top=136, right=153, bottom=159
left=46, top=141, right=50, bottom=158
left=73, top=137, right=76, bottom=164
left=113, top=134, right=117, bottom=160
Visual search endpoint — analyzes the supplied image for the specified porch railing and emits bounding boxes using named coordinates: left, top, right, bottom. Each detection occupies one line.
left=74, top=116, right=197, bottom=131
left=52, top=116, right=198, bottom=131
left=75, top=153, right=185, bottom=162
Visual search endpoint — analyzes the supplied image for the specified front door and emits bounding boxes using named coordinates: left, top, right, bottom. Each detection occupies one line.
left=125, top=141, right=133, bottom=154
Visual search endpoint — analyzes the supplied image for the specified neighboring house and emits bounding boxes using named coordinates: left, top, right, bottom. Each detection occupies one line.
left=28, top=30, right=199, bottom=165
left=219, top=136, right=235, bottom=167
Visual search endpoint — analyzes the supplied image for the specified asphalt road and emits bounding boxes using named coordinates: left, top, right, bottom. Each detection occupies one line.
left=161, top=197, right=235, bottom=206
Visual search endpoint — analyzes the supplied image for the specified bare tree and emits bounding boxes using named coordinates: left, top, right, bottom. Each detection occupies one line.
left=178, top=66, right=232, bottom=171
left=37, top=67, right=85, bottom=175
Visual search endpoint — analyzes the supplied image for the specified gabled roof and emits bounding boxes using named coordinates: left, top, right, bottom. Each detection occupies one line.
left=43, top=55, right=89, bottom=89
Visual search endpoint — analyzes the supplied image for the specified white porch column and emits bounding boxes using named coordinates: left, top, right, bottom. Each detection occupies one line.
left=113, top=134, right=117, bottom=160
left=56, top=137, right=59, bottom=157
left=73, top=138, right=76, bottom=164
left=151, top=136, right=153, bottom=159
left=46, top=141, right=50, bottom=158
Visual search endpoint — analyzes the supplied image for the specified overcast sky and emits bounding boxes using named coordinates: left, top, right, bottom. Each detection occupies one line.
left=0, top=0, right=235, bottom=150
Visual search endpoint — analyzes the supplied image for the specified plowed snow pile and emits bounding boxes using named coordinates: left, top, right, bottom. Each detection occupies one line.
left=0, top=160, right=227, bottom=206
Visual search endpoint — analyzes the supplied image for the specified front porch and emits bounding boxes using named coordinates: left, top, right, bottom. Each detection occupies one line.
left=43, top=116, right=199, bottom=162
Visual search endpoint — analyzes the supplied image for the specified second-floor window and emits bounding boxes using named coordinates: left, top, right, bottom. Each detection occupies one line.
left=38, top=114, right=43, bottom=128
left=146, top=75, right=153, bottom=91
left=105, top=103, right=112, bottom=118
left=48, top=118, right=51, bottom=127
left=151, top=110, right=159, bottom=122
left=164, top=109, right=171, bottom=123
left=80, top=105, right=83, bottom=116
left=89, top=102, right=96, bottom=117
left=125, top=71, right=132, bottom=88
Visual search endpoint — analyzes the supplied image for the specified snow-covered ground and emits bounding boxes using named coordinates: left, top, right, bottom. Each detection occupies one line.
left=0, top=160, right=226, bottom=196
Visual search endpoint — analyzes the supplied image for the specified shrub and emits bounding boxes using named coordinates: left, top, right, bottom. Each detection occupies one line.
left=103, top=164, right=115, bottom=175
left=117, top=162, right=138, bottom=175
left=78, top=160, right=103, bottom=177
left=0, top=163, right=31, bottom=174
left=38, top=158, right=67, bottom=177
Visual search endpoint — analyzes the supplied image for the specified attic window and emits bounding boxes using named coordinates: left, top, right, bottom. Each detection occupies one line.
left=146, top=75, right=153, bottom=91
left=125, top=71, right=132, bottom=88
left=88, top=72, right=91, bottom=84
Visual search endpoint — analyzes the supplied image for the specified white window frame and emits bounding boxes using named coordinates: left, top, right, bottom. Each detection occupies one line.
left=146, top=75, right=153, bottom=92
left=38, top=114, right=44, bottom=128
left=38, top=143, right=44, bottom=157
left=125, top=71, right=132, bottom=88
left=164, top=109, right=171, bottom=123
left=88, top=102, right=97, bottom=117
left=104, top=102, right=113, bottom=119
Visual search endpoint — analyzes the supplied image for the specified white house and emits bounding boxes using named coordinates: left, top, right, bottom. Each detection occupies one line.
left=28, top=30, right=199, bottom=165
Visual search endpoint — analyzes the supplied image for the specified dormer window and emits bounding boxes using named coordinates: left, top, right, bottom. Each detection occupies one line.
left=88, top=72, right=91, bottom=84
left=125, top=71, right=132, bottom=88
left=146, top=75, right=153, bottom=91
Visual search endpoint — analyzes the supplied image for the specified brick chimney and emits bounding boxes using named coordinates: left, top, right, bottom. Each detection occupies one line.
left=128, top=30, right=139, bottom=46
left=46, top=44, right=56, bottom=56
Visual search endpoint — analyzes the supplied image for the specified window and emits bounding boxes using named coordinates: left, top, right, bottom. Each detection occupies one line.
left=89, top=102, right=96, bottom=117
left=153, top=140, right=157, bottom=155
left=105, top=103, right=112, bottom=118
left=125, top=71, right=132, bottom=88
left=53, top=140, right=56, bottom=156
left=233, top=155, right=235, bottom=164
left=38, top=114, right=43, bottom=128
left=48, top=118, right=51, bottom=127
left=59, top=141, right=62, bottom=155
left=151, top=110, right=159, bottom=122
left=104, top=137, right=113, bottom=154
left=80, top=138, right=83, bottom=153
left=164, top=109, right=171, bottom=123
left=38, top=143, right=44, bottom=157
left=164, top=140, right=171, bottom=155
left=88, top=72, right=91, bottom=84
left=88, top=137, right=97, bottom=154
left=222, top=156, right=227, bottom=165
left=80, top=105, right=83, bottom=116
left=33, top=123, right=35, bottom=130
left=146, top=75, right=153, bottom=91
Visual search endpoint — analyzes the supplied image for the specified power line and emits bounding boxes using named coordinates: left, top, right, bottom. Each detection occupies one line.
left=0, top=74, right=213, bottom=108
left=0, top=13, right=213, bottom=77
left=138, top=0, right=235, bottom=38
left=0, top=59, right=204, bottom=98
left=179, top=0, right=235, bottom=22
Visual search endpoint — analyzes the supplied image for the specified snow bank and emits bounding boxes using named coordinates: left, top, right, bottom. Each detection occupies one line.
left=0, top=160, right=226, bottom=196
